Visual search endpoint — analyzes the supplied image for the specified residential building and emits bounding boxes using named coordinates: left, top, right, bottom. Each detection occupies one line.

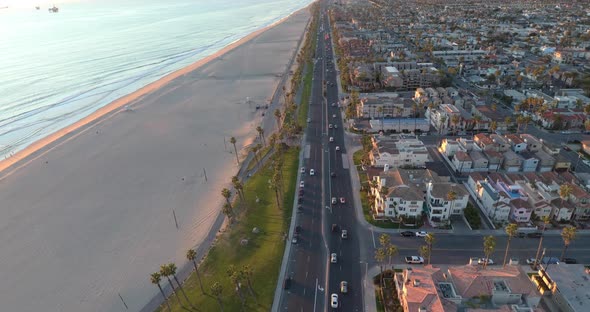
left=426, top=182, right=469, bottom=223
left=532, top=265, right=590, bottom=312
left=452, top=151, right=472, bottom=173
left=370, top=136, right=430, bottom=169
left=358, top=92, right=417, bottom=118
left=505, top=134, right=527, bottom=153
left=503, top=150, right=523, bottom=172
left=368, top=118, right=430, bottom=133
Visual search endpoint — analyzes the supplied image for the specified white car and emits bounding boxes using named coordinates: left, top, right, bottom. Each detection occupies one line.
left=405, top=256, right=425, bottom=264
left=329, top=124, right=333, bottom=129
left=331, top=293, right=339, bottom=308
left=416, top=231, right=428, bottom=237
left=331, top=197, right=337, bottom=204
left=309, top=169, right=315, bottom=176
left=334, top=124, right=338, bottom=128
left=299, top=181, right=304, bottom=188
left=307, top=118, right=311, bottom=123
left=477, top=258, right=494, bottom=265
left=341, top=230, right=348, bottom=239
left=330, top=253, right=338, bottom=263
left=335, top=146, right=340, bottom=151
left=339, top=197, right=346, bottom=204
left=332, top=114, right=336, bottom=118
left=526, top=258, right=536, bottom=265
left=583, top=160, right=590, bottom=167
left=329, top=137, right=334, bottom=142
left=340, top=281, right=348, bottom=293
left=300, top=167, right=305, bottom=173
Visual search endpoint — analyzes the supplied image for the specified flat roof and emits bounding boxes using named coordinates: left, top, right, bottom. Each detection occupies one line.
left=547, top=265, right=590, bottom=312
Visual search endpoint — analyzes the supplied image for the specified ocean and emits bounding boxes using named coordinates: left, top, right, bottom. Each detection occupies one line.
left=0, top=0, right=313, bottom=159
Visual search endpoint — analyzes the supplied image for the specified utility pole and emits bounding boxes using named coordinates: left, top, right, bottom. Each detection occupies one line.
left=203, top=168, right=208, bottom=182
left=172, top=210, right=179, bottom=229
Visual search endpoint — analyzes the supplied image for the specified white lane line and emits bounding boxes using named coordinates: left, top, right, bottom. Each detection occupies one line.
left=371, top=227, right=376, bottom=249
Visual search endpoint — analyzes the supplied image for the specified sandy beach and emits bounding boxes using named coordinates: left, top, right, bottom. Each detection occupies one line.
left=0, top=7, right=309, bottom=312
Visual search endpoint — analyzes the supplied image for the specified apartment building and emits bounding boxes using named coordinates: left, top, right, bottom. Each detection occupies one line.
left=370, top=136, right=430, bottom=169
left=532, top=265, right=590, bottom=312
left=426, top=182, right=469, bottom=223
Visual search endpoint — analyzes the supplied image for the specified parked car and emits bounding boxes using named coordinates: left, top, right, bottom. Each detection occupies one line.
left=295, top=225, right=302, bottom=234
left=416, top=231, right=428, bottom=237
left=341, top=230, right=348, bottom=239
left=340, top=281, right=348, bottom=293
left=331, top=197, right=337, bottom=204
left=310, top=169, right=315, bottom=176
left=298, top=189, right=304, bottom=195
left=291, top=236, right=298, bottom=244
left=299, top=181, right=304, bottom=188
left=561, top=258, right=577, bottom=264
left=516, top=232, right=526, bottom=238
left=331, top=224, right=338, bottom=232
left=330, top=253, right=338, bottom=263
left=329, top=124, right=333, bottom=129
left=335, top=146, right=340, bottom=151
left=527, top=232, right=542, bottom=238
left=400, top=231, right=415, bottom=237
left=329, top=137, right=334, bottom=142
left=330, top=293, right=339, bottom=308
left=477, top=258, right=494, bottom=265
left=300, top=167, right=305, bottom=173
left=283, top=277, right=291, bottom=289
left=339, top=197, right=345, bottom=204
left=405, top=256, right=424, bottom=264
left=331, top=172, right=336, bottom=177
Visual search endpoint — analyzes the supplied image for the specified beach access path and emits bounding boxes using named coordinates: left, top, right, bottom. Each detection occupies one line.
left=0, top=8, right=310, bottom=312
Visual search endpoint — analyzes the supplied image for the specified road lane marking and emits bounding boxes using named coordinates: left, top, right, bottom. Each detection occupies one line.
left=371, top=227, right=376, bottom=248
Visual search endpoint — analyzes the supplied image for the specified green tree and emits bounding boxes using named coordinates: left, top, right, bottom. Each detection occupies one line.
left=230, top=136, right=239, bottom=164
left=490, top=120, right=498, bottom=133
left=221, top=188, right=232, bottom=210
left=167, top=263, right=191, bottom=306
left=227, top=265, right=246, bottom=309
left=560, top=226, right=577, bottom=260
left=425, top=233, right=435, bottom=265
left=374, top=247, right=386, bottom=304
left=232, top=176, right=245, bottom=201
left=503, top=224, right=518, bottom=268
left=533, top=216, right=550, bottom=269
left=419, top=245, right=430, bottom=266
left=186, top=249, right=205, bottom=294
left=210, top=282, right=224, bottom=312
left=483, top=236, right=496, bottom=269
left=150, top=272, right=172, bottom=311
left=559, top=184, right=573, bottom=206
left=241, top=265, right=257, bottom=302
left=256, top=126, right=266, bottom=146
left=222, top=203, right=233, bottom=220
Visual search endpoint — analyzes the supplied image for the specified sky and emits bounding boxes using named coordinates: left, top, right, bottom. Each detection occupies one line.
left=0, top=0, right=78, bottom=8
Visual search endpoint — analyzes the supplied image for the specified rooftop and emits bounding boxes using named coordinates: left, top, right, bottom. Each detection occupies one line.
left=543, top=265, right=590, bottom=312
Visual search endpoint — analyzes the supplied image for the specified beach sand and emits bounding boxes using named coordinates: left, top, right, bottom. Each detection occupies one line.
left=0, top=7, right=310, bottom=312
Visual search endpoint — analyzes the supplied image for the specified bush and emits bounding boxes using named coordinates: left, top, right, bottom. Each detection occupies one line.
left=464, top=204, right=482, bottom=229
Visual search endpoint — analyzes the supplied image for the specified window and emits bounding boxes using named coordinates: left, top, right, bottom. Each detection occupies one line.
left=411, top=201, right=417, bottom=204
left=410, top=208, right=416, bottom=212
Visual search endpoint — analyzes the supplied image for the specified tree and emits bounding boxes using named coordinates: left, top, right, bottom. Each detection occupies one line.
left=447, top=190, right=457, bottom=216
left=451, top=115, right=461, bottom=133
left=186, top=249, right=205, bottom=294
left=379, top=234, right=397, bottom=269
left=533, top=216, right=550, bottom=269
left=274, top=110, right=282, bottom=129
left=473, top=115, right=482, bottom=133
left=230, top=137, right=239, bottom=164
left=559, top=184, right=573, bottom=206
left=483, top=235, right=496, bottom=269
left=425, top=233, right=435, bottom=265
left=159, top=264, right=183, bottom=306
left=504, top=116, right=512, bottom=128
left=503, top=224, right=518, bottom=268
left=374, top=247, right=386, bottom=304
left=232, top=176, right=245, bottom=201
left=150, top=272, right=172, bottom=312
left=560, top=226, right=577, bottom=260
left=251, top=144, right=260, bottom=168
left=227, top=265, right=246, bottom=309
left=241, top=265, right=257, bottom=301
left=210, top=282, right=224, bottom=312
left=221, top=188, right=232, bottom=210
left=419, top=245, right=430, bottom=266
left=490, top=121, right=498, bottom=133
left=167, top=263, right=191, bottom=306
left=256, top=126, right=266, bottom=146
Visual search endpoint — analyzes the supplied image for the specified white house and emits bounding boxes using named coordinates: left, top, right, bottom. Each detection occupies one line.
left=371, top=136, right=430, bottom=168
left=426, top=182, right=469, bottom=223
left=452, top=151, right=473, bottom=173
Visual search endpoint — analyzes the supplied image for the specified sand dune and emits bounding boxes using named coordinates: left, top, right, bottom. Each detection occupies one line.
left=0, top=8, right=309, bottom=312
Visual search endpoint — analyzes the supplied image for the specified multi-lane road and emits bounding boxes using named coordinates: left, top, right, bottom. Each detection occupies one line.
left=278, top=4, right=363, bottom=311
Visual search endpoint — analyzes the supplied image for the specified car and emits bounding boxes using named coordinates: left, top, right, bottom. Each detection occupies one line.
left=297, top=197, right=303, bottom=204
left=332, top=114, right=336, bottom=118
left=301, top=167, right=306, bottom=173
left=330, top=293, right=339, bottom=308
left=335, top=146, right=340, bottom=151
left=329, top=137, right=334, bottom=142
left=400, top=231, right=415, bottom=237
left=527, top=232, right=542, bottom=238
left=295, top=225, right=302, bottom=234
left=299, top=181, right=304, bottom=188
left=298, top=189, right=304, bottom=195
left=561, top=258, right=577, bottom=264
left=340, top=281, right=348, bottom=293
left=329, top=124, right=333, bottom=129
left=331, top=197, right=337, bottom=204
left=331, top=103, right=336, bottom=107
left=291, top=236, right=298, bottom=244
left=416, top=231, right=428, bottom=237
left=283, top=277, right=291, bottom=289
left=516, top=232, right=526, bottom=238
left=307, top=117, right=311, bottom=123
left=526, top=258, right=537, bottom=265
left=332, top=224, right=338, bottom=232
left=477, top=258, right=494, bottom=265
left=330, top=253, right=337, bottom=263
left=334, top=124, right=338, bottom=128
left=297, top=205, right=303, bottom=212
left=339, top=197, right=346, bottom=204
left=310, top=169, right=315, bottom=176
left=405, top=256, right=424, bottom=264
left=330, top=172, right=336, bottom=178
left=563, top=146, right=571, bottom=151
left=341, top=230, right=348, bottom=239
left=584, top=160, right=590, bottom=167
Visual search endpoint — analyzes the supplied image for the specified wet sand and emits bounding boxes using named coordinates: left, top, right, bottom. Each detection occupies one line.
left=0, top=7, right=309, bottom=312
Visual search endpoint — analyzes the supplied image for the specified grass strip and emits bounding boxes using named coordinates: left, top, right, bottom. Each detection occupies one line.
left=160, top=147, right=299, bottom=312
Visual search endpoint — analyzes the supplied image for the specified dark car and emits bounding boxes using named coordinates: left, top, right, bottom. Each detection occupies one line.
left=331, top=224, right=338, bottom=232
left=297, top=196, right=303, bottom=204
left=295, top=225, right=302, bottom=234
left=331, top=172, right=336, bottom=177
left=298, top=189, right=304, bottom=195
left=400, top=231, right=415, bottom=237
left=563, top=146, right=571, bottom=151
left=283, top=277, right=291, bottom=289
left=527, top=232, right=543, bottom=238
left=516, top=232, right=526, bottom=238
left=561, top=258, right=577, bottom=264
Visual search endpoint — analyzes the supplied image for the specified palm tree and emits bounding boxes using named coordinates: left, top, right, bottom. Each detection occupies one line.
left=559, top=184, right=573, bottom=206
left=256, top=126, right=266, bottom=146
left=231, top=176, right=245, bottom=201
left=503, top=224, right=518, bottom=268
left=222, top=203, right=233, bottom=220
left=490, top=121, right=498, bottom=133
left=504, top=116, right=512, bottom=129
left=419, top=245, right=430, bottom=266
left=167, top=263, right=191, bottom=306
left=385, top=244, right=398, bottom=270
left=230, top=137, right=239, bottom=164
left=160, top=264, right=183, bottom=306
left=451, top=115, right=460, bottom=134
left=150, top=272, right=172, bottom=311
left=227, top=265, right=246, bottom=309
left=210, top=282, right=224, bottom=312
left=425, top=233, right=435, bottom=265
left=270, top=173, right=281, bottom=209
left=274, top=110, right=282, bottom=129
left=186, top=249, right=205, bottom=294
left=221, top=188, right=232, bottom=210
left=251, top=144, right=260, bottom=168
left=447, top=190, right=457, bottom=216
left=483, top=235, right=496, bottom=269
left=374, top=247, right=386, bottom=304
left=473, top=115, right=482, bottom=134
left=241, top=265, right=257, bottom=301
left=560, top=226, right=577, bottom=260
left=533, top=216, right=550, bottom=269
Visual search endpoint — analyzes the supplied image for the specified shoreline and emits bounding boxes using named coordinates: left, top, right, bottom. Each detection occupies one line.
left=0, top=3, right=310, bottom=179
